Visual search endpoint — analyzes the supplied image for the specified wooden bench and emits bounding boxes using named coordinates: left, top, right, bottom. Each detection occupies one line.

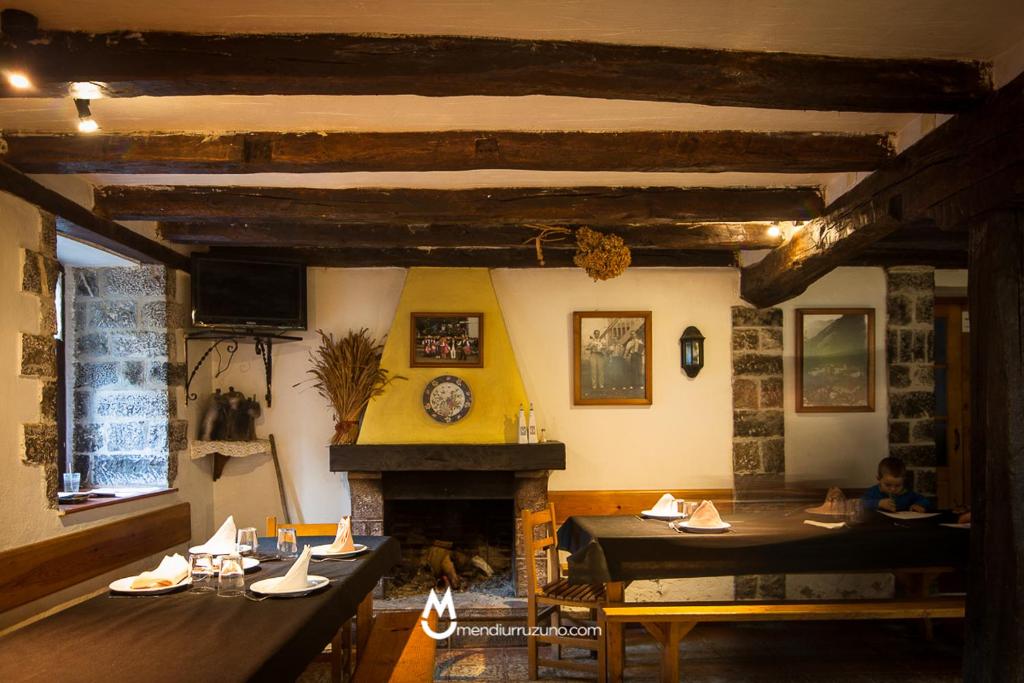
left=0, top=503, right=191, bottom=615
left=599, top=597, right=966, bottom=683
left=353, top=611, right=439, bottom=683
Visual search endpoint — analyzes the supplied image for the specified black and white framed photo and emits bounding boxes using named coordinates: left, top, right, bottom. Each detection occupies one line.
left=572, top=311, right=652, bottom=405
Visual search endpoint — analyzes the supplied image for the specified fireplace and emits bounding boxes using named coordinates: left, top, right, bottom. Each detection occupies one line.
left=384, top=497, right=515, bottom=598
left=331, top=442, right=566, bottom=596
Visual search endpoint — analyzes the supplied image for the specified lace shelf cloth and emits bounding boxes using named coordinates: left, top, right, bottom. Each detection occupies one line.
left=189, top=439, right=271, bottom=461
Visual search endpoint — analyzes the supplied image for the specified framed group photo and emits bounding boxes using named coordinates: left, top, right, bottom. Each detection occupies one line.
left=410, top=312, right=483, bottom=368
left=795, top=308, right=875, bottom=412
left=572, top=311, right=652, bottom=405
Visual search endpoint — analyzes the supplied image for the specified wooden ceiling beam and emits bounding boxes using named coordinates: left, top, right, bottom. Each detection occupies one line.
left=740, top=72, right=1024, bottom=307
left=0, top=161, right=188, bottom=271
left=1, top=131, right=893, bottom=174
left=0, top=17, right=989, bottom=112
left=204, top=246, right=737, bottom=269
left=95, top=185, right=823, bottom=225
left=158, top=221, right=781, bottom=250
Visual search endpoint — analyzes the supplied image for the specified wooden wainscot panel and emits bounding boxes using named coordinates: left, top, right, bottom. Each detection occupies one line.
left=549, top=490, right=734, bottom=523
left=0, top=503, right=191, bottom=613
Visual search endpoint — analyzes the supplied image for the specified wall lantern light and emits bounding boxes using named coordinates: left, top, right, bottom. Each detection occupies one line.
left=680, top=326, right=705, bottom=378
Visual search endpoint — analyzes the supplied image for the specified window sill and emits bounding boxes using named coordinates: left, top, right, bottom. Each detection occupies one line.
left=58, top=488, right=177, bottom=516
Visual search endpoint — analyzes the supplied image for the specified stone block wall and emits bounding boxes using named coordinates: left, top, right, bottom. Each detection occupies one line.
left=731, top=306, right=785, bottom=497
left=70, top=265, right=187, bottom=487
left=885, top=267, right=937, bottom=497
left=731, top=306, right=786, bottom=601
left=19, top=212, right=60, bottom=506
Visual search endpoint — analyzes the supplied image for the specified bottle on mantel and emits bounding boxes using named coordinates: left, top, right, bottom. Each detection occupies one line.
left=527, top=403, right=538, bottom=444
left=517, top=404, right=528, bottom=444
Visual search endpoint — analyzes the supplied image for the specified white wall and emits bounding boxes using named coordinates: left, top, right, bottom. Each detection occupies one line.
left=493, top=267, right=737, bottom=490
left=778, top=268, right=891, bottom=488
left=0, top=192, right=214, bottom=630
left=209, top=268, right=406, bottom=530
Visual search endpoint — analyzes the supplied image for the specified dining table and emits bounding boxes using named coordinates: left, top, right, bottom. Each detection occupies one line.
left=557, top=508, right=969, bottom=682
left=0, top=535, right=400, bottom=683
left=557, top=509, right=970, bottom=583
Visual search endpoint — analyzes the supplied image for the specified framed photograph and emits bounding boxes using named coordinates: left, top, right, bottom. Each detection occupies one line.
left=795, top=308, right=875, bottom=412
left=410, top=313, right=483, bottom=368
left=573, top=311, right=652, bottom=405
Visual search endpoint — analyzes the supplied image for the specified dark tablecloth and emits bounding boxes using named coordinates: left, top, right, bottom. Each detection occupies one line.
left=557, top=512, right=969, bottom=583
left=0, top=536, right=399, bottom=683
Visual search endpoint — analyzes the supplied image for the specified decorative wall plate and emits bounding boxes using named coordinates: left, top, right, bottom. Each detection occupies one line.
left=423, top=375, right=473, bottom=423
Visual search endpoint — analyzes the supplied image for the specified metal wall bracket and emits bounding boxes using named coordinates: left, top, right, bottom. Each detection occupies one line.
left=184, top=330, right=301, bottom=407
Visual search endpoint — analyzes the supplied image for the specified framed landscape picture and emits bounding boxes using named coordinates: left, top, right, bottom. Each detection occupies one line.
left=410, top=312, right=483, bottom=368
left=795, top=308, right=875, bottom=412
left=572, top=311, right=652, bottom=406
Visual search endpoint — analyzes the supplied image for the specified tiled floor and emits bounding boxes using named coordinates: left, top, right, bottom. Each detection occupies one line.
left=299, top=619, right=963, bottom=682
left=433, top=620, right=964, bottom=682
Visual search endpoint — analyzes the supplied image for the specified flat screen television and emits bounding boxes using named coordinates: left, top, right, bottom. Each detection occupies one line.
left=191, top=256, right=307, bottom=330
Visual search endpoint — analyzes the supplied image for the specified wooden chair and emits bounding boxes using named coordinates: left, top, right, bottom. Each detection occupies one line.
left=522, top=503, right=607, bottom=681
left=265, top=516, right=351, bottom=682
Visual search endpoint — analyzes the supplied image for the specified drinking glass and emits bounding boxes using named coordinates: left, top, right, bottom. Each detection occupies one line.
left=217, top=553, right=245, bottom=597
left=189, top=552, right=214, bottom=593
left=678, top=500, right=699, bottom=518
left=63, top=472, right=81, bottom=493
left=845, top=499, right=864, bottom=523
left=237, top=527, right=258, bottom=556
left=277, top=528, right=298, bottom=559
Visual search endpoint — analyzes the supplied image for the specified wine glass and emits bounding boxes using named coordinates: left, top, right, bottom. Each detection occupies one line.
left=277, top=528, right=298, bottom=559
left=237, top=527, right=258, bottom=556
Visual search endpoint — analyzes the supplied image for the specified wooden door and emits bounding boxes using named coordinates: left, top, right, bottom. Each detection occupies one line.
left=934, top=299, right=970, bottom=508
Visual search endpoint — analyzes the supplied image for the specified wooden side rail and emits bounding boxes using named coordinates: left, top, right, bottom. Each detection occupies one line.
left=601, top=598, right=966, bottom=623
left=353, top=611, right=438, bottom=683
left=0, top=503, right=191, bottom=613
left=600, top=598, right=966, bottom=683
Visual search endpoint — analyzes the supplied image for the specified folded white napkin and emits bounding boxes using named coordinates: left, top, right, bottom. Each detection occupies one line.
left=200, top=515, right=237, bottom=554
left=689, top=500, right=726, bottom=527
left=804, top=519, right=846, bottom=530
left=273, top=545, right=314, bottom=592
left=650, top=493, right=678, bottom=515
left=130, top=554, right=190, bottom=589
left=325, top=516, right=356, bottom=554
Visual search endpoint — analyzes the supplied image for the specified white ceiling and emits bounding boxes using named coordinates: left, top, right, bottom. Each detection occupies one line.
left=14, top=0, right=1024, bottom=59
left=1, top=1, right=1021, bottom=196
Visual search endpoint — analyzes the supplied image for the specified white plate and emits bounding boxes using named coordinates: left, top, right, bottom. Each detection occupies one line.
left=675, top=520, right=732, bottom=534
left=941, top=522, right=971, bottom=529
left=804, top=507, right=845, bottom=517
left=188, top=544, right=252, bottom=555
left=878, top=511, right=940, bottom=520
left=640, top=509, right=686, bottom=520
left=310, top=543, right=368, bottom=558
left=249, top=575, right=330, bottom=596
left=109, top=575, right=192, bottom=594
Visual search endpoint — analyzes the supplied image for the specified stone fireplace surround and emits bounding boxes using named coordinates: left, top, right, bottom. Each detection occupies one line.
left=330, top=442, right=566, bottom=596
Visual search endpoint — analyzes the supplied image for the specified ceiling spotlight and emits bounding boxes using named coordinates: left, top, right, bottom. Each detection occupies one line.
left=5, top=70, right=32, bottom=90
left=69, top=81, right=104, bottom=99
left=74, top=98, right=99, bottom=133
left=767, top=222, right=782, bottom=238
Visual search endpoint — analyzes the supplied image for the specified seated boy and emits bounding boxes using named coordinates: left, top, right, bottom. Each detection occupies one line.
left=861, top=456, right=931, bottom=512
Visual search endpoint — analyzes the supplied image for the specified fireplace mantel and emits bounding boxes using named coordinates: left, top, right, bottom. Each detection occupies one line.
left=329, top=442, right=566, bottom=472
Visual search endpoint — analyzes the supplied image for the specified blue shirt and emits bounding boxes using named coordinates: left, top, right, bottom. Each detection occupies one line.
left=861, top=484, right=931, bottom=511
